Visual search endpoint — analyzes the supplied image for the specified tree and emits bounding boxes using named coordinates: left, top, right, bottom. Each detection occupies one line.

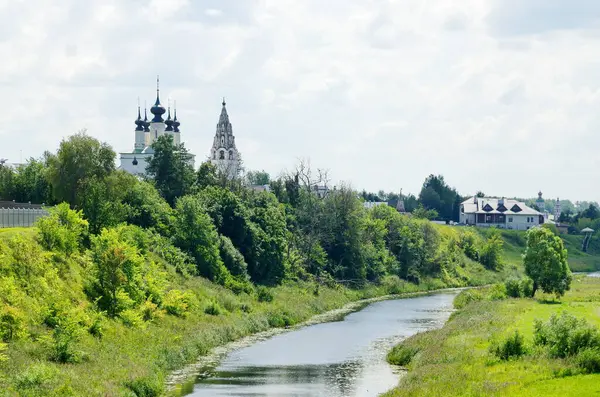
left=524, top=227, right=572, bottom=297
left=246, top=170, right=270, bottom=186
left=580, top=204, right=600, bottom=221
left=89, top=228, right=145, bottom=317
left=122, top=180, right=174, bottom=236
left=36, top=203, right=89, bottom=256
left=46, top=131, right=116, bottom=206
left=146, top=135, right=195, bottom=206
left=11, top=158, right=53, bottom=204
left=418, top=174, right=459, bottom=221
left=196, top=161, right=219, bottom=190
left=172, top=195, right=227, bottom=282
left=412, top=204, right=438, bottom=220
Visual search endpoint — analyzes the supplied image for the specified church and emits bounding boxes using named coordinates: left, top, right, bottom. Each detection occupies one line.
left=119, top=79, right=241, bottom=178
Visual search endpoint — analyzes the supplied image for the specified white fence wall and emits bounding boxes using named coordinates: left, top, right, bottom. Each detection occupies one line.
left=0, top=208, right=49, bottom=228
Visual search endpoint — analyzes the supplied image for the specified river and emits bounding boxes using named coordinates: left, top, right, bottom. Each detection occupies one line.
left=184, top=291, right=458, bottom=397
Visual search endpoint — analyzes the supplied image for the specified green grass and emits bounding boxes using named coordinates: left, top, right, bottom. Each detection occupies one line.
left=382, top=276, right=600, bottom=397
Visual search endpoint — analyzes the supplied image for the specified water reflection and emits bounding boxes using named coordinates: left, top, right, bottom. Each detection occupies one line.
left=188, top=292, right=457, bottom=397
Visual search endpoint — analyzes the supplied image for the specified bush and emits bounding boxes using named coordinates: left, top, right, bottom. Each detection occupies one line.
left=491, top=330, right=527, bottom=360
left=577, top=348, right=600, bottom=373
left=163, top=289, right=196, bottom=318
left=204, top=301, right=223, bottom=316
left=140, top=300, right=163, bottom=322
left=458, top=230, right=479, bottom=261
left=505, top=279, right=522, bottom=298
left=453, top=289, right=484, bottom=309
left=36, top=203, right=88, bottom=256
left=534, top=312, right=600, bottom=358
left=520, top=277, right=534, bottom=298
left=387, top=344, right=419, bottom=366
left=119, top=309, right=144, bottom=328
left=479, top=230, right=503, bottom=270
left=488, top=283, right=507, bottom=300
left=125, top=374, right=164, bottom=397
left=0, top=305, right=27, bottom=342
left=48, top=316, right=85, bottom=363
left=219, top=235, right=249, bottom=278
left=257, top=286, right=274, bottom=303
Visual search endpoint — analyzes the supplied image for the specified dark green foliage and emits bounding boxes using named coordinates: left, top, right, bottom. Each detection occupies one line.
left=576, top=348, right=600, bottom=373
left=505, top=279, right=521, bottom=298
left=173, top=195, right=228, bottom=282
left=256, top=286, right=274, bottom=302
left=1, top=157, right=53, bottom=204
left=48, top=316, right=85, bottom=364
left=458, top=230, right=479, bottom=261
left=491, top=330, right=527, bottom=360
left=533, top=312, right=600, bottom=358
left=204, top=301, right=223, bottom=316
left=146, top=134, right=195, bottom=206
left=122, top=180, right=175, bottom=235
left=387, top=343, right=419, bottom=366
left=524, top=227, right=572, bottom=297
left=417, top=174, right=460, bottom=221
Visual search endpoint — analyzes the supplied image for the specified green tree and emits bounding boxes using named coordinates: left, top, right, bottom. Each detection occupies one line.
left=46, top=131, right=116, bottom=205
left=412, top=204, right=438, bottom=220
left=524, top=227, right=572, bottom=297
left=172, top=195, right=227, bottom=282
left=36, top=203, right=89, bottom=256
left=480, top=229, right=504, bottom=270
left=146, top=135, right=195, bottom=206
left=196, top=161, right=219, bottom=190
left=246, top=170, right=270, bottom=186
left=89, top=228, right=145, bottom=317
left=122, top=180, right=175, bottom=236
left=11, top=158, right=53, bottom=204
left=76, top=172, right=134, bottom=234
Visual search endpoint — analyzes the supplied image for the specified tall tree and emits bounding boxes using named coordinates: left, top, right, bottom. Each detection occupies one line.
left=524, top=227, right=572, bottom=297
left=146, top=135, right=195, bottom=206
left=246, top=170, right=270, bottom=186
left=46, top=131, right=116, bottom=206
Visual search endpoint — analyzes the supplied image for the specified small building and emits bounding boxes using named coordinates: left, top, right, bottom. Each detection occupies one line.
left=251, top=184, right=271, bottom=193
left=363, top=201, right=388, bottom=209
left=460, top=196, right=544, bottom=231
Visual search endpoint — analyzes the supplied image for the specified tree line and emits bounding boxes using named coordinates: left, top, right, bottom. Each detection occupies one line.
left=0, top=131, right=506, bottom=290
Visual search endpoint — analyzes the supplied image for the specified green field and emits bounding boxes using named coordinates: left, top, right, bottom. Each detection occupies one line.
left=383, top=276, right=600, bottom=397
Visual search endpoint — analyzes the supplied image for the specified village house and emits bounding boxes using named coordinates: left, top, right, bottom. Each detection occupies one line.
left=459, top=196, right=544, bottom=231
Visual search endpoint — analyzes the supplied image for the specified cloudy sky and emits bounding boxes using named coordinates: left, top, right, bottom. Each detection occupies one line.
left=1, top=0, right=599, bottom=201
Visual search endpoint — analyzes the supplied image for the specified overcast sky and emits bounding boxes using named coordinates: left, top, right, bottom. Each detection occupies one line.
left=1, top=0, right=599, bottom=201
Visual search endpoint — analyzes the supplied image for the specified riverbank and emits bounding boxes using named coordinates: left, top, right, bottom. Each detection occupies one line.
left=382, top=275, right=600, bottom=397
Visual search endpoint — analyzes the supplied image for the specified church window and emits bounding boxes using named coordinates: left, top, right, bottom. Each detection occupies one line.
left=229, top=150, right=233, bottom=159
left=220, top=150, right=225, bottom=160
left=221, top=136, right=225, bottom=145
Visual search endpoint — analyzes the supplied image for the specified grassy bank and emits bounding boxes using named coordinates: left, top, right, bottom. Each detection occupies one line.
left=383, top=276, right=600, bottom=397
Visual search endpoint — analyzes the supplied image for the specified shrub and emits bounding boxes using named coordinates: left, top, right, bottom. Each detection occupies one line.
left=533, top=312, right=600, bottom=358
left=488, top=283, right=507, bottom=300
left=491, top=330, right=527, bottom=360
left=458, top=230, right=479, bottom=261
left=48, top=316, right=85, bottom=363
left=140, top=300, right=163, bottom=322
left=204, top=301, right=223, bottom=316
left=453, top=289, right=484, bottom=309
left=119, top=309, right=144, bottom=328
left=0, top=305, right=27, bottom=342
left=257, top=286, right=274, bottom=303
left=15, top=363, right=59, bottom=389
left=505, top=279, right=522, bottom=298
left=267, top=312, right=292, bottom=328
left=163, top=289, right=196, bottom=317
left=88, top=314, right=105, bottom=338
left=479, top=230, right=503, bottom=270
left=576, top=348, right=600, bottom=373
left=387, top=344, right=419, bottom=366
left=36, top=203, right=88, bottom=256
left=125, top=374, right=164, bottom=397
left=520, top=277, right=534, bottom=298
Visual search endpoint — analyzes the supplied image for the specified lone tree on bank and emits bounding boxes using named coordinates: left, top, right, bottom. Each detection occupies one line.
left=524, top=226, right=572, bottom=298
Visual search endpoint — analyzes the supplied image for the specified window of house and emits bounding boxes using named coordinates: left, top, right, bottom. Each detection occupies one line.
left=508, top=217, right=513, bottom=223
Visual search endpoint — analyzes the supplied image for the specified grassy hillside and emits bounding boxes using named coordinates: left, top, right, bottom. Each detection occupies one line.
left=0, top=222, right=514, bottom=397
left=383, top=276, right=600, bottom=397
left=474, top=227, right=600, bottom=272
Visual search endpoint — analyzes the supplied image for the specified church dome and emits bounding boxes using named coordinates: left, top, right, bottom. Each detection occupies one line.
left=150, top=96, right=166, bottom=122
left=135, top=107, right=144, bottom=131
left=165, top=107, right=174, bottom=131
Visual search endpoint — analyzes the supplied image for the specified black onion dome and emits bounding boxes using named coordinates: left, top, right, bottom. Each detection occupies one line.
left=150, top=94, right=166, bottom=122
left=173, top=108, right=180, bottom=132
left=135, top=107, right=144, bottom=131
left=165, top=107, right=174, bottom=132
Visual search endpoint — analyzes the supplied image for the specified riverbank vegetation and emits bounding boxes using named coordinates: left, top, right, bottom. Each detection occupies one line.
left=0, top=132, right=534, bottom=396
left=384, top=274, right=600, bottom=396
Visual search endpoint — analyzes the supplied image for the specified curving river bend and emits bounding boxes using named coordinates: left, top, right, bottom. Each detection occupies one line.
left=184, top=291, right=458, bottom=397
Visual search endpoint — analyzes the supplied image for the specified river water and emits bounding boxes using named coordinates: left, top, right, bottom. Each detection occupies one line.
left=185, top=291, right=458, bottom=397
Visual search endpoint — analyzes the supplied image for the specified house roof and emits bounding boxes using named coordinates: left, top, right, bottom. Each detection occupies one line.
left=461, top=197, right=541, bottom=216
left=581, top=227, right=595, bottom=233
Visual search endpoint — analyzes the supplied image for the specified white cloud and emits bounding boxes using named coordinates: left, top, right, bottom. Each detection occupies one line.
left=0, top=0, right=598, bottom=202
